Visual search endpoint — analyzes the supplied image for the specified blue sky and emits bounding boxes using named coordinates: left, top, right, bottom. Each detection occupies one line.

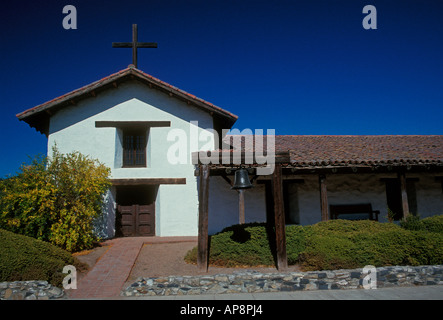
left=1, top=0, right=442, bottom=177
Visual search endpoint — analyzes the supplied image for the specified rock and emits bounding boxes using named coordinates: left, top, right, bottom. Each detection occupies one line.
left=25, top=293, right=37, bottom=300
left=335, top=272, right=350, bottom=279
left=215, top=275, right=228, bottom=282
left=48, top=287, right=64, bottom=298
left=305, top=283, right=317, bottom=290
left=4, top=289, right=13, bottom=299
left=336, top=280, right=348, bottom=286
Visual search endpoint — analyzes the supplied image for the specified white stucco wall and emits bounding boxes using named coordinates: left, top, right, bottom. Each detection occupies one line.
left=207, top=173, right=443, bottom=234
left=47, top=81, right=216, bottom=238
left=293, top=173, right=442, bottom=224
left=208, top=176, right=267, bottom=235
left=415, top=174, right=443, bottom=218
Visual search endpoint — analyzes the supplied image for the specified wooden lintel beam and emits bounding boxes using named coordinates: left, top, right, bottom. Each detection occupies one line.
left=95, top=121, right=171, bottom=128
left=111, top=178, right=186, bottom=185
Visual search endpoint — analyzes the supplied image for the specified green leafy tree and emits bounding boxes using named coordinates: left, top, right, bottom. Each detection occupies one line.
left=0, top=148, right=111, bottom=252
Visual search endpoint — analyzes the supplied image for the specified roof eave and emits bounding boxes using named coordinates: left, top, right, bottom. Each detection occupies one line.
left=17, top=67, right=238, bottom=132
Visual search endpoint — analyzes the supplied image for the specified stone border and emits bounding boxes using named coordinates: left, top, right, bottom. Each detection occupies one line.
left=0, top=280, right=64, bottom=300
left=2, top=265, right=441, bottom=299
left=122, top=265, right=443, bottom=296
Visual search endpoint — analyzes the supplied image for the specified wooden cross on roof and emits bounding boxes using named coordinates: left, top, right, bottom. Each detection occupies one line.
left=112, top=24, right=157, bottom=68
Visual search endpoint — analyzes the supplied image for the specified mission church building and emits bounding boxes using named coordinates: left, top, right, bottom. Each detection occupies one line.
left=16, top=20, right=443, bottom=249
left=17, top=64, right=443, bottom=243
left=17, top=65, right=239, bottom=238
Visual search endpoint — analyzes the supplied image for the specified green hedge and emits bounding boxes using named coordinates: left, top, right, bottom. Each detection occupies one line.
left=185, top=217, right=443, bottom=271
left=0, top=228, right=86, bottom=287
left=299, top=219, right=443, bottom=270
left=400, top=214, right=443, bottom=233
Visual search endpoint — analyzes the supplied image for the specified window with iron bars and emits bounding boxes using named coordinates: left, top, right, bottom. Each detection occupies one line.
left=123, top=129, right=147, bottom=167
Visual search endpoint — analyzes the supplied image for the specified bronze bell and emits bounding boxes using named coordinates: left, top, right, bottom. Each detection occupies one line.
left=231, top=168, right=253, bottom=189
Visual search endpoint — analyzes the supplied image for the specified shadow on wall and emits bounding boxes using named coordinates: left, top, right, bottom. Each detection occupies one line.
left=93, top=188, right=116, bottom=239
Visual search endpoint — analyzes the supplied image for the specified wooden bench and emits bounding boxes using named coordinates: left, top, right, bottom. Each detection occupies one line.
left=329, top=204, right=380, bottom=221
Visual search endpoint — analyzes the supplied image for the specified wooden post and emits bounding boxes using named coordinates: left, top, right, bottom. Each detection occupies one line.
left=272, top=164, right=288, bottom=270
left=132, top=24, right=138, bottom=69
left=398, top=172, right=410, bottom=219
left=197, top=164, right=210, bottom=272
left=238, top=189, right=245, bottom=224
left=319, top=174, right=329, bottom=221
left=436, top=177, right=443, bottom=193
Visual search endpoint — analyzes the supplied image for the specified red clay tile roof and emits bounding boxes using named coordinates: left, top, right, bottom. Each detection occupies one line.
left=17, top=66, right=238, bottom=135
left=219, top=135, right=443, bottom=167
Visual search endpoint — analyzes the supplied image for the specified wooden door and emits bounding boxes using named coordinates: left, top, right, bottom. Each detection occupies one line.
left=118, top=204, right=155, bottom=236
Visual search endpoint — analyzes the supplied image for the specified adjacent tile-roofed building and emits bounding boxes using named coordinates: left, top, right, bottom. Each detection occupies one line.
left=218, top=135, right=443, bottom=168
left=282, top=135, right=443, bottom=167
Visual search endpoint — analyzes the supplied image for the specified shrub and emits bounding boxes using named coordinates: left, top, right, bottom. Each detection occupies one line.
left=0, top=155, right=54, bottom=241
left=185, top=219, right=443, bottom=271
left=0, top=147, right=111, bottom=252
left=184, top=223, right=309, bottom=267
left=299, top=220, right=443, bottom=270
left=420, top=215, right=443, bottom=233
left=400, top=214, right=443, bottom=234
left=0, top=228, right=86, bottom=287
left=400, top=215, right=424, bottom=231
left=206, top=223, right=275, bottom=267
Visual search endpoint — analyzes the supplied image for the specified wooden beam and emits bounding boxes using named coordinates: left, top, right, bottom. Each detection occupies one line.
left=111, top=178, right=186, bottom=185
left=197, top=165, right=210, bottom=272
left=272, top=164, right=288, bottom=271
left=95, top=121, right=171, bottom=128
left=220, top=174, right=233, bottom=187
left=319, top=174, right=329, bottom=221
left=398, top=172, right=410, bottom=219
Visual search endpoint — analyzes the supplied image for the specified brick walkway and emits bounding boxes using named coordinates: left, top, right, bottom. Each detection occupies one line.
left=67, top=236, right=197, bottom=299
